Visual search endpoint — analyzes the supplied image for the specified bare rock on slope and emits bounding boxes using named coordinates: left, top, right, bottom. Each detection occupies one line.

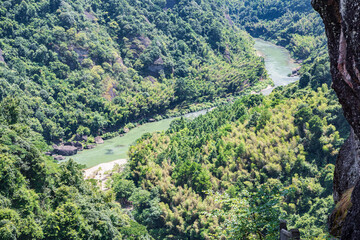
left=333, top=129, right=360, bottom=203
left=53, top=145, right=78, bottom=156
left=95, top=136, right=104, bottom=144
left=313, top=0, right=360, bottom=238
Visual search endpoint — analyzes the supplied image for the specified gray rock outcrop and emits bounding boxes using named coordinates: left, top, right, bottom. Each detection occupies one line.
left=312, top=0, right=360, bottom=238
left=85, top=144, right=96, bottom=149
left=53, top=145, right=78, bottom=156
left=74, top=134, right=88, bottom=142
left=53, top=155, right=65, bottom=161
left=95, top=136, right=104, bottom=144
left=333, top=129, right=360, bottom=203
left=74, top=141, right=83, bottom=151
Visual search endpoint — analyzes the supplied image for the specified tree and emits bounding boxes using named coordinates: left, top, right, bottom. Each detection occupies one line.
left=294, top=104, right=312, bottom=136
left=208, top=23, right=223, bottom=50
left=0, top=97, right=21, bottom=125
left=44, top=202, right=86, bottom=239
left=112, top=177, right=136, bottom=204
left=172, top=160, right=211, bottom=194
left=208, top=185, right=287, bottom=240
left=49, top=0, right=61, bottom=12
left=309, top=115, right=323, bottom=137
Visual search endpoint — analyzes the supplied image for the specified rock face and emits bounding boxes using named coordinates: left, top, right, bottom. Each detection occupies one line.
left=342, top=182, right=360, bottom=239
left=333, top=129, right=360, bottom=203
left=148, top=57, right=164, bottom=74
left=0, top=49, right=5, bottom=63
left=53, top=145, right=78, bottom=156
left=312, top=0, right=360, bottom=138
left=312, top=0, right=360, bottom=238
left=95, top=136, right=104, bottom=144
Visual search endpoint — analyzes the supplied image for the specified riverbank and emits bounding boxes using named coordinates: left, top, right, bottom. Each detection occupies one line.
left=60, top=38, right=298, bottom=169
left=59, top=86, right=266, bottom=168
left=54, top=102, right=219, bottom=164
left=64, top=107, right=215, bottom=168
left=254, top=38, right=300, bottom=95
left=83, top=159, right=127, bottom=190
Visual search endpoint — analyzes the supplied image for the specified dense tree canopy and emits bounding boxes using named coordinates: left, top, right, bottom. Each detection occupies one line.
left=112, top=83, right=348, bottom=239
left=0, top=0, right=346, bottom=239
left=0, top=118, right=152, bottom=239
left=0, top=0, right=269, bottom=142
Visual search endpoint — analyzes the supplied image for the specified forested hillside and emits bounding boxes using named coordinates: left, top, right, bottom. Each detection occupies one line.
left=224, top=0, right=326, bottom=60
left=114, top=83, right=349, bottom=239
left=0, top=0, right=274, bottom=238
left=0, top=112, right=152, bottom=238
left=0, top=0, right=268, bottom=142
left=223, top=0, right=332, bottom=92
left=0, top=0, right=347, bottom=239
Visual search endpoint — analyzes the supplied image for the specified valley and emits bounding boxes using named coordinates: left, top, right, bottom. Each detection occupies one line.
left=70, top=38, right=299, bottom=169
left=69, top=109, right=210, bottom=167
left=254, top=39, right=300, bottom=95
left=0, top=0, right=354, bottom=239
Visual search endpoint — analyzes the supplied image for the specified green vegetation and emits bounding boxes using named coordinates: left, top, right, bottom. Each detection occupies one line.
left=223, top=0, right=332, bottom=91
left=0, top=102, right=152, bottom=239
left=207, top=184, right=286, bottom=239
left=0, top=0, right=346, bottom=239
left=0, top=0, right=269, bottom=142
left=112, top=84, right=348, bottom=239
left=224, top=0, right=326, bottom=61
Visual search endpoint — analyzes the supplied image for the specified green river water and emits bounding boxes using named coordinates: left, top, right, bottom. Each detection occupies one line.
left=67, top=39, right=299, bottom=168
left=67, top=110, right=209, bottom=168
left=254, top=38, right=300, bottom=95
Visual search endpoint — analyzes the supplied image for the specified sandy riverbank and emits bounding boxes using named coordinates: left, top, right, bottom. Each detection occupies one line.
left=260, top=85, right=274, bottom=92
left=250, top=84, right=274, bottom=95
left=83, top=159, right=127, bottom=190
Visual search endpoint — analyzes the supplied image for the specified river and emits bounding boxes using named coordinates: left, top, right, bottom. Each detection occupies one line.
left=68, top=39, right=299, bottom=168
left=254, top=38, right=300, bottom=95
left=67, top=109, right=210, bottom=168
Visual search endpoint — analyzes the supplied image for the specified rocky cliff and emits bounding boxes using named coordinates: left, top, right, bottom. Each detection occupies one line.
left=312, top=0, right=360, bottom=238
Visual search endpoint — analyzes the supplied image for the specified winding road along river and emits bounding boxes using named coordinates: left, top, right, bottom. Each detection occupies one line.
left=69, top=39, right=299, bottom=168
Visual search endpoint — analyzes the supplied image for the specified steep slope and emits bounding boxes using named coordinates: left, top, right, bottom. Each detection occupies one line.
left=113, top=83, right=349, bottom=239
left=313, top=0, right=360, bottom=238
left=0, top=0, right=271, bottom=238
left=0, top=113, right=151, bottom=239
left=0, top=0, right=268, bottom=142
left=223, top=0, right=326, bottom=60
left=224, top=0, right=326, bottom=60
left=222, top=0, right=333, bottom=91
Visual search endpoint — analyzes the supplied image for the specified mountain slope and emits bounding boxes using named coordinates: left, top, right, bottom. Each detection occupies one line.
left=0, top=0, right=268, bottom=142
left=223, top=0, right=326, bottom=60
left=0, top=118, right=151, bottom=239
left=115, top=83, right=349, bottom=239
left=222, top=0, right=332, bottom=92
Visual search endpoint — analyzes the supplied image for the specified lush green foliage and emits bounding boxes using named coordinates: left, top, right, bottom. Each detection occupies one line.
left=224, top=0, right=325, bottom=60
left=223, top=0, right=332, bottom=91
left=113, top=84, right=348, bottom=239
left=0, top=0, right=269, bottom=142
left=0, top=100, right=152, bottom=239
left=0, top=0, right=346, bottom=239
left=207, top=185, right=286, bottom=239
